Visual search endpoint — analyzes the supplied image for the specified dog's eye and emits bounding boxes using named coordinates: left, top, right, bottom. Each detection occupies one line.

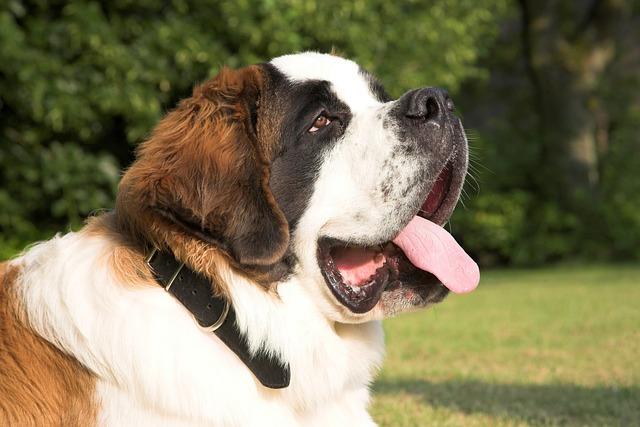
left=308, top=113, right=331, bottom=133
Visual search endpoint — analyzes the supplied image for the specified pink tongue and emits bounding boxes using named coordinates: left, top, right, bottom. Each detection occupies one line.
left=392, top=216, right=479, bottom=293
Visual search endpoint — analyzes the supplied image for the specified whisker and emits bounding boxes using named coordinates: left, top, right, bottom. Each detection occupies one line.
left=468, top=156, right=494, bottom=175
left=460, top=187, right=471, bottom=202
left=467, top=168, right=481, bottom=181
left=465, top=172, right=481, bottom=193
left=467, top=161, right=482, bottom=171
left=458, top=197, right=468, bottom=211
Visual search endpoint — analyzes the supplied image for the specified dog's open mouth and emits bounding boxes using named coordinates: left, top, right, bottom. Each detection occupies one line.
left=318, top=160, right=480, bottom=313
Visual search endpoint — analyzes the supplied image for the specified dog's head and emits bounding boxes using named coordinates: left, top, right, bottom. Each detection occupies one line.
left=117, top=52, right=478, bottom=322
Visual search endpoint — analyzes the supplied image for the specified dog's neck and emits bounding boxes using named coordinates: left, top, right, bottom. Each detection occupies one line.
left=19, top=217, right=385, bottom=420
left=112, top=201, right=289, bottom=290
left=145, top=248, right=291, bottom=388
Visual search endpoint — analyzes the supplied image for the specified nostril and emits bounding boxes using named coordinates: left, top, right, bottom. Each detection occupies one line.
left=403, top=87, right=451, bottom=123
left=425, top=97, right=440, bottom=122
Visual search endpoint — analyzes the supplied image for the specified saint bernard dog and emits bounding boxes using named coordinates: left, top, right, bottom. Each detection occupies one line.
left=0, top=52, right=479, bottom=426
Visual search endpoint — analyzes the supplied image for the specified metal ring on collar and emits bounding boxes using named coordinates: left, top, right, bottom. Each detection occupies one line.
left=198, top=299, right=230, bottom=333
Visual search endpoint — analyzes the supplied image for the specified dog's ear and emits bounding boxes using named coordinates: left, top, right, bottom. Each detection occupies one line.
left=122, top=66, right=288, bottom=269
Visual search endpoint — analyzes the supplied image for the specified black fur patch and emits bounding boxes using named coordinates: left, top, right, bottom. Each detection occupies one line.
left=263, top=64, right=352, bottom=231
left=359, top=66, right=392, bottom=102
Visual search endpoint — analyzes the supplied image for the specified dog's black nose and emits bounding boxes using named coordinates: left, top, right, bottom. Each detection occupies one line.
left=403, top=87, right=454, bottom=124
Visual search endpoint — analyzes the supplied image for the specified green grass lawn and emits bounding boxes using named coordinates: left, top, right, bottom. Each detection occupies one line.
left=371, top=264, right=640, bottom=427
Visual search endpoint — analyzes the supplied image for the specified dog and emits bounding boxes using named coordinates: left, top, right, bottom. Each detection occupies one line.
left=0, top=52, right=479, bottom=426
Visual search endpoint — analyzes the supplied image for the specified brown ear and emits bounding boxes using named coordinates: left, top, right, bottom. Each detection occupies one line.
left=120, top=66, right=288, bottom=269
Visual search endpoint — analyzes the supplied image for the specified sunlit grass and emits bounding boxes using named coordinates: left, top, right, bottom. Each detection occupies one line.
left=372, top=264, right=640, bottom=426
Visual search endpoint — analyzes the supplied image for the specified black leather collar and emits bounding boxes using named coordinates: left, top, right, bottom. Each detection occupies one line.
left=146, top=248, right=290, bottom=389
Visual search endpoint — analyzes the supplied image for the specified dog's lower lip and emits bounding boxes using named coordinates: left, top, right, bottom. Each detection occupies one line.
left=317, top=242, right=395, bottom=313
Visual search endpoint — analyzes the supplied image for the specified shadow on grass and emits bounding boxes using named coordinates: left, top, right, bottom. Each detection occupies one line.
left=374, top=378, right=639, bottom=426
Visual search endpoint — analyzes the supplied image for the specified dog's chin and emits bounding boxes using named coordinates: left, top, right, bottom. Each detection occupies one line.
left=317, top=157, right=465, bottom=318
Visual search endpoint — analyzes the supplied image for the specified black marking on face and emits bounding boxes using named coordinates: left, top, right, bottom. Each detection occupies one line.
left=400, top=144, right=416, bottom=155
left=263, top=64, right=352, bottom=232
left=359, top=66, right=392, bottom=103
left=260, top=55, right=470, bottom=316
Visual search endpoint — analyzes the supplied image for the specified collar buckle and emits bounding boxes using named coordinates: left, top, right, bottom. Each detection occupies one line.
left=146, top=248, right=184, bottom=292
left=146, top=247, right=228, bottom=332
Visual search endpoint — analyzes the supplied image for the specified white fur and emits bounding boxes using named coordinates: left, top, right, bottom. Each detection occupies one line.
left=272, top=52, right=427, bottom=322
left=16, top=230, right=383, bottom=426
left=271, top=52, right=380, bottom=111
left=12, top=52, right=428, bottom=426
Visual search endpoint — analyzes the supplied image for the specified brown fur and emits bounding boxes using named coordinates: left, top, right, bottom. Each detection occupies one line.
left=116, top=65, right=289, bottom=292
left=84, top=213, right=155, bottom=287
left=0, top=262, right=97, bottom=426
left=0, top=63, right=293, bottom=425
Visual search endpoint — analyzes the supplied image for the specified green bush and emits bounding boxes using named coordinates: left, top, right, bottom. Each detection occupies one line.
left=600, top=110, right=640, bottom=259
left=1, top=1, right=638, bottom=266
left=0, top=0, right=510, bottom=259
left=452, top=191, right=579, bottom=266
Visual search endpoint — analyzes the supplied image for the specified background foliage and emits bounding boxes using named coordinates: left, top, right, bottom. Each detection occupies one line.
left=0, top=0, right=638, bottom=265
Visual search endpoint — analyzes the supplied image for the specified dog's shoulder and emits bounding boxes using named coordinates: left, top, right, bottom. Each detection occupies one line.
left=0, top=256, right=98, bottom=426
